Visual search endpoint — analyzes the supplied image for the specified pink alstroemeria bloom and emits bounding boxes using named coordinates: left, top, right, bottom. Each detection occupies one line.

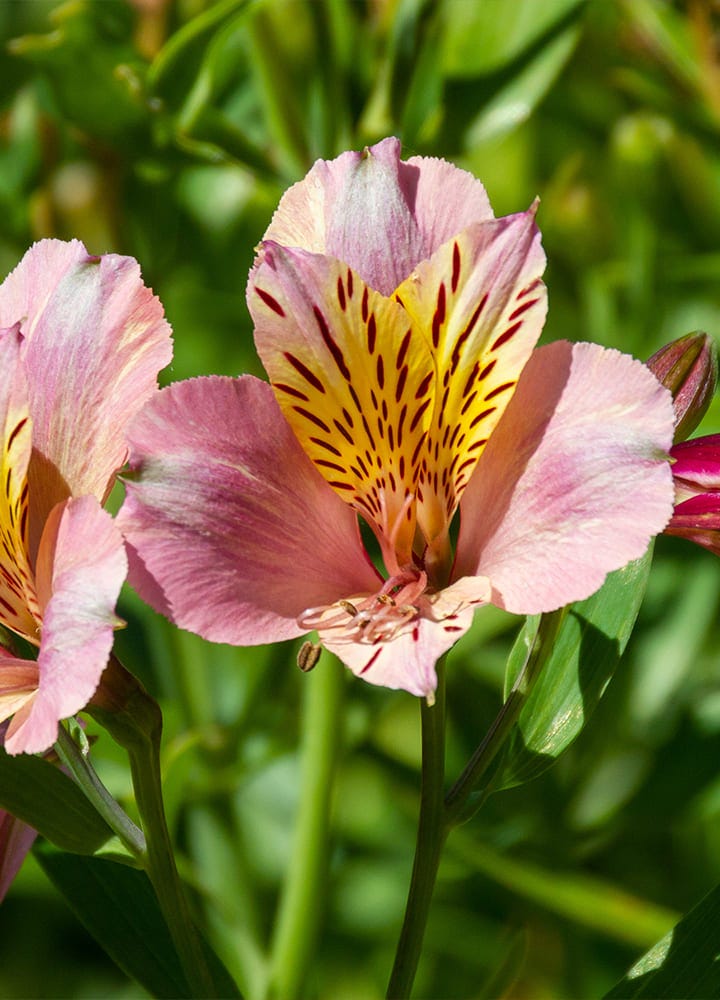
left=118, top=138, right=675, bottom=701
left=665, top=435, right=720, bottom=556
left=0, top=240, right=172, bottom=754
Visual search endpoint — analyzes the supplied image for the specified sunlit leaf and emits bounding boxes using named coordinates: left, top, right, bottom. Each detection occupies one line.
left=442, top=0, right=586, bottom=77
left=497, top=549, right=654, bottom=789
left=605, top=881, right=720, bottom=998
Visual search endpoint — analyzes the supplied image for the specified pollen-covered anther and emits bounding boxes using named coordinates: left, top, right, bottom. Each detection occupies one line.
left=298, top=568, right=428, bottom=643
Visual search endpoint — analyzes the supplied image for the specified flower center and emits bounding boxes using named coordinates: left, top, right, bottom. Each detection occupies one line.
left=298, top=567, right=428, bottom=644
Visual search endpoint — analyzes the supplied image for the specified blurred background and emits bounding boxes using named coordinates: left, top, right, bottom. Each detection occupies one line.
left=1, top=0, right=720, bottom=996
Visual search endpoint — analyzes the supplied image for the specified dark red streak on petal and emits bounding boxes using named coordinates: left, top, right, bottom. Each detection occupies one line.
left=451, top=242, right=461, bottom=294
left=293, top=407, right=331, bottom=432
left=491, top=320, right=523, bottom=352
left=256, top=287, right=286, bottom=317
left=314, top=306, right=351, bottom=380
left=284, top=352, right=326, bottom=393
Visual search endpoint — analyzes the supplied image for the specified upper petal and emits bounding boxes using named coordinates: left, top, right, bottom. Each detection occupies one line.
left=262, top=137, right=494, bottom=294
left=0, top=239, right=172, bottom=530
left=117, top=375, right=380, bottom=645
left=249, top=245, right=435, bottom=566
left=455, top=341, right=675, bottom=613
left=395, top=208, right=547, bottom=544
left=4, top=496, right=127, bottom=755
left=0, top=327, right=41, bottom=639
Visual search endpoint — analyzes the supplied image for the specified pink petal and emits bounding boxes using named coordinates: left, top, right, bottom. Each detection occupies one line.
left=0, top=808, right=36, bottom=902
left=323, top=602, right=477, bottom=700
left=262, top=137, right=494, bottom=295
left=671, top=434, right=720, bottom=490
left=321, top=575, right=489, bottom=698
left=0, top=239, right=172, bottom=538
left=117, top=375, right=380, bottom=645
left=4, top=496, right=127, bottom=755
left=455, top=341, right=675, bottom=613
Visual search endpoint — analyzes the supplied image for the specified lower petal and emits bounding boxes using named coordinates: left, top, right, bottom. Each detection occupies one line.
left=6, top=497, right=127, bottom=755
left=455, top=341, right=675, bottom=613
left=117, top=376, right=380, bottom=646
left=323, top=594, right=480, bottom=699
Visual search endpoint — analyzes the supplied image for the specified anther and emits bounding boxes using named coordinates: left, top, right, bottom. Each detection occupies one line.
left=339, top=599, right=359, bottom=616
left=297, top=641, right=322, bottom=673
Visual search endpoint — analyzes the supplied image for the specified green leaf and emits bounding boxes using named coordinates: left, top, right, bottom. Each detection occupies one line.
left=464, top=23, right=582, bottom=146
left=0, top=747, right=113, bottom=855
left=442, top=0, right=586, bottom=77
left=497, top=549, right=654, bottom=789
left=36, top=849, right=242, bottom=999
left=605, top=881, right=720, bottom=998
left=8, top=0, right=150, bottom=144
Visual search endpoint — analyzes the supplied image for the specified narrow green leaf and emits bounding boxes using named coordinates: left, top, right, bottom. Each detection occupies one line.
left=497, top=549, right=654, bottom=789
left=605, top=881, right=720, bottom=998
left=36, top=849, right=242, bottom=999
left=442, top=0, right=586, bottom=77
left=0, top=748, right=112, bottom=855
left=36, top=847, right=193, bottom=998
left=464, top=23, right=582, bottom=146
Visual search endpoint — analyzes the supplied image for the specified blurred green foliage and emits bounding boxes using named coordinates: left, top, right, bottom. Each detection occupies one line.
left=2, top=0, right=720, bottom=997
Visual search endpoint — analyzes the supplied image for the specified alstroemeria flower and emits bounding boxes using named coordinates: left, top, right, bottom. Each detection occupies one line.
left=665, top=435, right=720, bottom=556
left=0, top=240, right=172, bottom=754
left=118, top=138, right=675, bottom=701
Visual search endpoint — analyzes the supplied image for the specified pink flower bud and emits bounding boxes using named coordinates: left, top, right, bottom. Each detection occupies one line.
left=647, top=332, right=717, bottom=442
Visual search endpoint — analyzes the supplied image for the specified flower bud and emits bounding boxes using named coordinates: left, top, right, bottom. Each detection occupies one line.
left=647, top=332, right=718, bottom=442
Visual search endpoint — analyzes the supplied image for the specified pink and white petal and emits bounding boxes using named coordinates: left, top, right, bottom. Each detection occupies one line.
left=455, top=341, right=675, bottom=613
left=402, top=151, right=494, bottom=251
left=323, top=600, right=478, bottom=699
left=263, top=137, right=425, bottom=295
left=0, top=808, right=37, bottom=902
left=117, top=375, right=381, bottom=646
left=5, top=497, right=127, bottom=756
left=0, top=240, right=172, bottom=535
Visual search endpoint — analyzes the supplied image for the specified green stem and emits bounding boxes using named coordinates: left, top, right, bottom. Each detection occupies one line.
left=268, top=656, right=344, bottom=1000
left=386, top=657, right=447, bottom=1000
left=88, top=656, right=217, bottom=998
left=54, top=724, right=146, bottom=858
left=444, top=609, right=567, bottom=828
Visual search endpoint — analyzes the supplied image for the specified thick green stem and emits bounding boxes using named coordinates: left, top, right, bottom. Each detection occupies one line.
left=88, top=656, right=217, bottom=998
left=267, top=656, right=344, bottom=1000
left=386, top=657, right=447, bottom=1000
left=54, top=724, right=146, bottom=858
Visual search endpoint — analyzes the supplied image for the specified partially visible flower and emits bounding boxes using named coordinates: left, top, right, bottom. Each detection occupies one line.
left=0, top=240, right=172, bottom=754
left=665, top=434, right=720, bottom=556
left=118, top=138, right=675, bottom=702
left=647, top=332, right=717, bottom=442
left=0, top=720, right=36, bottom=901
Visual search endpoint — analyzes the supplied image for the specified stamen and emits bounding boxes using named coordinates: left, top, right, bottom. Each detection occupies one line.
left=297, top=568, right=428, bottom=644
